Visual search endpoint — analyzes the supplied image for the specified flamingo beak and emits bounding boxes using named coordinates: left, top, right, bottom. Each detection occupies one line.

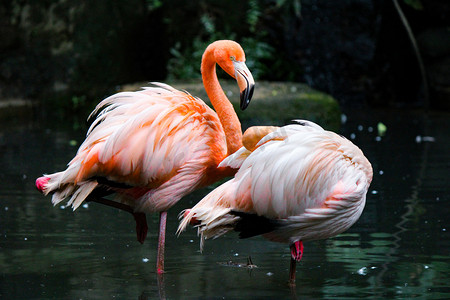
left=234, top=61, right=255, bottom=110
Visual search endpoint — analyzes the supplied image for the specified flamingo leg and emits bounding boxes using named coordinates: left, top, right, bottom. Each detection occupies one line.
left=86, top=196, right=148, bottom=243
left=289, top=240, right=304, bottom=286
left=132, top=212, right=148, bottom=244
left=289, top=256, right=297, bottom=287
left=157, top=211, right=167, bottom=274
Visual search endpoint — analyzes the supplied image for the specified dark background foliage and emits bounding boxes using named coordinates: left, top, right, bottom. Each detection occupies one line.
left=0, top=0, right=449, bottom=109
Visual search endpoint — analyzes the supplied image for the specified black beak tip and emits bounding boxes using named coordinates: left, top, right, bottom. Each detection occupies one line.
left=240, top=97, right=250, bottom=110
left=240, top=84, right=255, bottom=111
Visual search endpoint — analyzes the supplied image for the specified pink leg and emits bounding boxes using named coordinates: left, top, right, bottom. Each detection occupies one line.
left=157, top=211, right=167, bottom=274
left=289, top=241, right=304, bottom=286
left=289, top=256, right=297, bottom=287
left=132, top=212, right=148, bottom=244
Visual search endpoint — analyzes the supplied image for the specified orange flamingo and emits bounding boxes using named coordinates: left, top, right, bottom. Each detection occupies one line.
left=35, top=40, right=255, bottom=274
left=178, top=120, right=373, bottom=285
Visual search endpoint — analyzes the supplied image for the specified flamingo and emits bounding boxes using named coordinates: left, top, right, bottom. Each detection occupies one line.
left=178, top=120, right=373, bottom=285
left=35, top=40, right=255, bottom=274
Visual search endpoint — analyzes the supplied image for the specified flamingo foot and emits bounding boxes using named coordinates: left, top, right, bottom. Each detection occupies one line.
left=36, top=176, right=50, bottom=193
left=288, top=240, right=303, bottom=286
left=132, top=212, right=148, bottom=244
left=290, top=240, right=304, bottom=262
left=157, top=211, right=167, bottom=274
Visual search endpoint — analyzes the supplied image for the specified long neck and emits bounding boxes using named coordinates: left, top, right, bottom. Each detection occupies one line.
left=201, top=50, right=242, bottom=155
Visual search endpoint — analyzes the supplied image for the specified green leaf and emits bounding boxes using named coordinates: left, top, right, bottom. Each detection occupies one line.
left=403, top=0, right=423, bottom=10
left=377, top=122, right=387, bottom=136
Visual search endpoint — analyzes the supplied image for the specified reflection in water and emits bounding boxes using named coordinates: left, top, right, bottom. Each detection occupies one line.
left=370, top=115, right=436, bottom=298
left=157, top=273, right=165, bottom=300
left=0, top=109, right=449, bottom=299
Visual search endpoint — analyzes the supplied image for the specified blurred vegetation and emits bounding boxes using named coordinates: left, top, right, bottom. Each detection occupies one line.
left=50, top=0, right=309, bottom=121
left=403, top=0, right=423, bottom=10
left=160, top=0, right=303, bottom=81
left=2, top=0, right=445, bottom=112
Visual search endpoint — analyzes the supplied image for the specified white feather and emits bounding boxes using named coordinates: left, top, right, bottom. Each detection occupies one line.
left=67, top=181, right=98, bottom=210
left=178, top=120, right=373, bottom=247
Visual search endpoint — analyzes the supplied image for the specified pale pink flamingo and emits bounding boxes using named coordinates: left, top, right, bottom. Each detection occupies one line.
left=35, top=40, right=255, bottom=274
left=178, top=120, right=373, bottom=285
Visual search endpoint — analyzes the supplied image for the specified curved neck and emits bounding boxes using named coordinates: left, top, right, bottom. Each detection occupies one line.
left=201, top=49, right=242, bottom=155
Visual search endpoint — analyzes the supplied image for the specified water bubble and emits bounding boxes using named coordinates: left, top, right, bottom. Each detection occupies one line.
left=375, top=136, right=382, bottom=142
left=4, top=206, right=8, bottom=211
left=266, top=272, right=274, bottom=276
left=142, top=258, right=149, bottom=263
left=350, top=133, right=356, bottom=139
left=379, top=170, right=384, bottom=175
left=357, top=125, right=363, bottom=131
left=341, top=114, right=347, bottom=124
left=368, top=126, right=374, bottom=132
left=82, top=203, right=89, bottom=209
left=357, top=267, right=367, bottom=275
left=424, top=265, right=430, bottom=269
left=234, top=253, right=239, bottom=257
left=416, top=135, right=435, bottom=143
left=371, top=190, right=378, bottom=195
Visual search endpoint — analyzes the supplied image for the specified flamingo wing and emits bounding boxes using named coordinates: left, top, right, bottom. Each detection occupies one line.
left=46, top=84, right=227, bottom=212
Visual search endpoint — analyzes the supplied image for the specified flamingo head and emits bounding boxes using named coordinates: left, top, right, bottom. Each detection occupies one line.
left=212, top=40, right=255, bottom=110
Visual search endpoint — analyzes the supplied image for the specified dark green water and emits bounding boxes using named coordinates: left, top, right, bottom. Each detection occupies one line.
left=1, top=108, right=449, bottom=299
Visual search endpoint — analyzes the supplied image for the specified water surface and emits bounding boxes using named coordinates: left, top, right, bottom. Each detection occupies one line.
left=1, top=107, right=449, bottom=299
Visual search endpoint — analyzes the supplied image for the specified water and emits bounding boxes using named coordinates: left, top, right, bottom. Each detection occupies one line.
left=1, top=107, right=449, bottom=299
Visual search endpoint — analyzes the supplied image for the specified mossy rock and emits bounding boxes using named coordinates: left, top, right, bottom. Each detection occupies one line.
left=123, top=80, right=341, bottom=131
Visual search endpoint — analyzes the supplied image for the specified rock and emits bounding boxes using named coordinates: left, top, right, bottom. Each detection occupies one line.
left=122, top=81, right=341, bottom=130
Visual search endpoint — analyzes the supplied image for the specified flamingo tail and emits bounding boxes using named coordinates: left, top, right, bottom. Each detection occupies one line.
left=177, top=181, right=240, bottom=251
left=36, top=172, right=99, bottom=211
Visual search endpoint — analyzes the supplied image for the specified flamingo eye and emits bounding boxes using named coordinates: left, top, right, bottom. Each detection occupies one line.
left=230, top=56, right=236, bottom=61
